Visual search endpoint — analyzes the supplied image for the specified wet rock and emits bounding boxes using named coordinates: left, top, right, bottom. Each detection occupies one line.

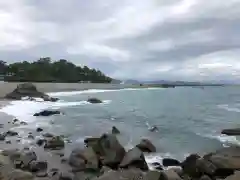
left=84, top=137, right=99, bottom=147
left=87, top=97, right=102, bottom=104
left=13, top=118, right=19, bottom=123
left=20, top=121, right=28, bottom=125
left=0, top=133, right=6, bottom=141
left=162, top=169, right=182, bottom=180
left=5, top=83, right=46, bottom=100
left=120, top=147, right=148, bottom=171
left=18, top=150, right=37, bottom=169
left=44, top=136, right=65, bottom=149
left=16, top=139, right=21, bottom=142
left=42, top=95, right=59, bottom=102
left=36, top=139, right=46, bottom=146
left=42, top=133, right=54, bottom=138
left=61, top=158, right=68, bottom=163
left=29, top=160, right=48, bottom=172
left=69, top=147, right=99, bottom=171
left=136, top=139, right=156, bottom=153
left=34, top=110, right=61, bottom=117
left=196, top=158, right=217, bottom=176
left=36, top=127, right=43, bottom=132
left=221, top=128, right=240, bottom=136
left=5, top=140, right=11, bottom=144
left=5, top=130, right=18, bottom=136
left=149, top=125, right=159, bottom=132
left=151, top=162, right=163, bottom=170
left=28, top=135, right=34, bottom=139
left=112, top=126, right=120, bottom=134
left=181, top=154, right=201, bottom=178
left=162, top=158, right=181, bottom=167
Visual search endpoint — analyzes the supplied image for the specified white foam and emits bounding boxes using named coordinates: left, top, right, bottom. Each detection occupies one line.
left=0, top=99, right=111, bottom=122
left=217, top=104, right=240, bottom=113
left=47, top=87, right=161, bottom=97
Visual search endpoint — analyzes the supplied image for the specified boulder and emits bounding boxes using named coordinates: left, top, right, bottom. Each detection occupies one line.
left=20, top=121, right=28, bottom=125
left=144, top=171, right=162, bottom=180
left=69, top=147, right=99, bottom=171
left=162, top=158, right=181, bottom=167
left=41, top=95, right=59, bottom=102
left=199, top=175, right=212, bottom=180
left=0, top=133, right=6, bottom=141
left=44, top=136, right=65, bottom=149
left=5, top=130, right=18, bottom=136
left=73, top=171, right=101, bottom=180
left=17, top=150, right=37, bottom=169
left=119, top=147, right=148, bottom=171
left=221, top=128, right=240, bottom=136
left=136, top=139, right=156, bottom=153
left=162, top=169, right=183, bottom=180
left=84, top=137, right=100, bottom=147
left=7, top=169, right=34, bottom=180
left=59, top=172, right=74, bottom=180
left=87, top=97, right=102, bottom=104
left=181, top=154, right=201, bottom=178
left=149, top=125, right=159, bottom=132
left=42, top=133, right=54, bottom=138
left=5, top=83, right=45, bottom=100
left=96, top=134, right=125, bottom=168
left=34, top=110, right=61, bottom=117
left=151, top=162, right=163, bottom=170
left=36, top=127, right=43, bottom=132
left=112, top=126, right=120, bottom=134
left=36, top=139, right=46, bottom=146
left=29, top=160, right=48, bottom=172
left=93, top=169, right=144, bottom=180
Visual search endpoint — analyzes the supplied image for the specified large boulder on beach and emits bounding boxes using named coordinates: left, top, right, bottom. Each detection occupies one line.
left=224, top=171, right=240, bottom=180
left=33, top=110, right=61, bottom=117
left=86, top=134, right=125, bottom=168
left=44, top=136, right=65, bottom=149
left=87, top=97, right=102, bottom=104
left=221, top=128, right=240, bottom=136
left=5, top=83, right=45, bottom=100
left=136, top=139, right=156, bottom=153
left=69, top=147, right=99, bottom=171
left=119, top=147, right=148, bottom=171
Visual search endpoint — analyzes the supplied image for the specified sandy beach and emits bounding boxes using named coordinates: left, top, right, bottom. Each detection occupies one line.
left=0, top=82, right=136, bottom=99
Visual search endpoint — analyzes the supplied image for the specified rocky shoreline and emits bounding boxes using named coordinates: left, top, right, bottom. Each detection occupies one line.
left=0, top=83, right=239, bottom=180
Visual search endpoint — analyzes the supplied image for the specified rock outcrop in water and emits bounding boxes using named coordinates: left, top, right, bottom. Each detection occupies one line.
left=221, top=128, right=240, bottom=136
left=5, top=83, right=58, bottom=101
left=33, top=110, right=61, bottom=117
left=87, top=97, right=102, bottom=104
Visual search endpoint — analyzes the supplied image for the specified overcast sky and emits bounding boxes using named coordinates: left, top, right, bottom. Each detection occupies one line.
left=0, top=0, right=240, bottom=81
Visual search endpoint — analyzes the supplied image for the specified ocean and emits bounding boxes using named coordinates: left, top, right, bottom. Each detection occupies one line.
left=1, top=86, right=240, bottom=167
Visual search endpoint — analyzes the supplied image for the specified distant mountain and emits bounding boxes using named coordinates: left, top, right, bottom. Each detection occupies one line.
left=122, top=79, right=141, bottom=84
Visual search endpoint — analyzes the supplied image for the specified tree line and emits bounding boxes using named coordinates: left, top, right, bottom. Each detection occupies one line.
left=0, top=58, right=112, bottom=83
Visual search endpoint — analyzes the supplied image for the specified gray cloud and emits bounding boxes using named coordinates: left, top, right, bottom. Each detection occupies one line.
left=0, top=0, right=240, bottom=81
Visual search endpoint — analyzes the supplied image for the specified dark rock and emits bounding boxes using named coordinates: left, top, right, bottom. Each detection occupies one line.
left=93, top=169, right=144, bottom=180
left=36, top=127, right=43, bottom=132
left=5, top=83, right=46, bottom=100
left=181, top=154, right=201, bottom=178
left=162, top=169, right=182, bottom=180
left=18, top=150, right=37, bottom=169
left=97, top=134, right=125, bottom=168
left=5, top=130, right=18, bottom=136
left=29, top=160, right=48, bottom=172
left=119, top=147, right=148, bottom=171
left=16, top=139, right=21, bottom=142
left=13, top=118, right=19, bottom=123
left=34, top=110, right=61, bottom=117
left=44, top=136, right=65, bottom=149
left=61, top=158, right=68, bottom=163
left=87, top=97, right=102, bottom=104
left=42, top=133, right=54, bottom=138
left=84, top=137, right=99, bottom=147
left=221, top=128, right=240, bottom=136
left=0, top=133, right=6, bottom=141
left=28, top=135, right=34, bottom=139
left=151, top=162, right=163, bottom=170
left=69, top=147, right=99, bottom=171
left=6, top=140, right=11, bottom=144
left=36, top=139, right=46, bottom=146
left=20, top=121, right=28, bottom=125
left=14, top=159, right=23, bottom=168
left=224, top=171, right=240, bottom=180
left=100, top=166, right=112, bottom=174
left=42, top=95, right=59, bottom=102
left=149, top=125, right=159, bottom=132
left=2, top=149, right=21, bottom=159
left=136, top=139, right=156, bottom=153
left=112, top=126, right=120, bottom=134
left=196, top=158, right=217, bottom=176
left=163, top=158, right=181, bottom=167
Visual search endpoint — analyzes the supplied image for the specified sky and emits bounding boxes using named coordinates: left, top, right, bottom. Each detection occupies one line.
left=0, top=0, right=240, bottom=81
